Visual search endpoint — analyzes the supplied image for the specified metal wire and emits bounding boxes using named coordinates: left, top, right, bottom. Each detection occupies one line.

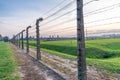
left=41, top=9, right=76, bottom=26
left=84, top=2, right=120, bottom=17
left=85, top=22, right=120, bottom=28
left=44, top=0, right=75, bottom=20
left=41, top=18, right=76, bottom=30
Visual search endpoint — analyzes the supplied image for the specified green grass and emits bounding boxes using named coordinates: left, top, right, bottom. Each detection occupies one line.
left=0, top=42, right=20, bottom=80
left=87, top=58, right=120, bottom=73
left=29, top=38, right=120, bottom=73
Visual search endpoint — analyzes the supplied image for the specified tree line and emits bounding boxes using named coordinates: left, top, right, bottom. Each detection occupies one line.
left=0, top=34, right=9, bottom=42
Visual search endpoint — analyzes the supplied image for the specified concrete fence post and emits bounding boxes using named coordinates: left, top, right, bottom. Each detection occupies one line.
left=26, top=26, right=31, bottom=53
left=36, top=18, right=43, bottom=60
left=76, top=0, right=87, bottom=80
left=21, top=30, right=25, bottom=49
left=18, top=33, right=21, bottom=48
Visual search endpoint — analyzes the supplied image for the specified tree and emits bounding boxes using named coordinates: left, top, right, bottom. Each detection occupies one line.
left=0, top=34, right=1, bottom=38
left=3, top=36, right=9, bottom=42
left=0, top=34, right=2, bottom=41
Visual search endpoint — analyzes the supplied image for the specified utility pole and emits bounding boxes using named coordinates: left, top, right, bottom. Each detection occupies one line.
left=36, top=18, right=43, bottom=60
left=76, top=0, right=87, bottom=80
left=21, top=30, right=25, bottom=49
left=26, top=26, right=31, bottom=53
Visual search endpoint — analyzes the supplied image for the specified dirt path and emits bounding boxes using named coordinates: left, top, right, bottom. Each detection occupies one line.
left=10, top=44, right=65, bottom=80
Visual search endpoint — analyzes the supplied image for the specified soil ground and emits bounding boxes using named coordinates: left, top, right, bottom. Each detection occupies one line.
left=10, top=44, right=65, bottom=80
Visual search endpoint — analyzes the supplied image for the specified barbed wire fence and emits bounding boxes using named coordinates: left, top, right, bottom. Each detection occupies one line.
left=10, top=0, right=120, bottom=80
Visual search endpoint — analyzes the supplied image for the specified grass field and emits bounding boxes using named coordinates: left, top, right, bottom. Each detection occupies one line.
left=29, top=38, right=120, bottom=73
left=0, top=42, right=20, bottom=80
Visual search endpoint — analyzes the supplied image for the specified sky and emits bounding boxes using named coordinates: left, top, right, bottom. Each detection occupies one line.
left=0, top=0, right=120, bottom=38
